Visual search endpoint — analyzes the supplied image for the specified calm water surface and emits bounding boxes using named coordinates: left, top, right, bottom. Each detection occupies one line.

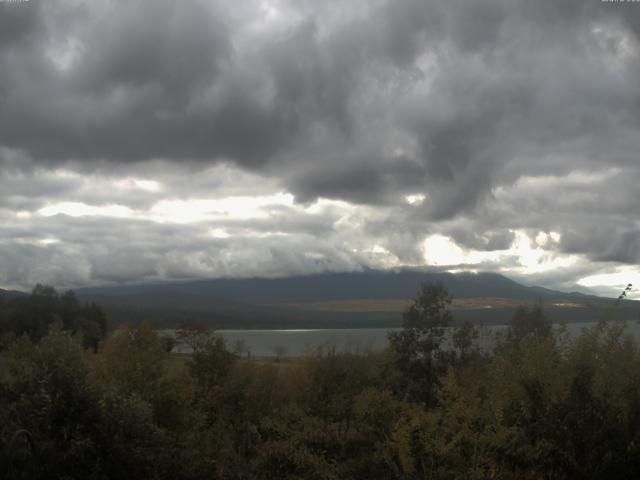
left=164, top=321, right=640, bottom=357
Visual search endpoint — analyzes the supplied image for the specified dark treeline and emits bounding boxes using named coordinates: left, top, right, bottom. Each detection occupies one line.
left=2, top=283, right=640, bottom=479
left=0, top=285, right=108, bottom=351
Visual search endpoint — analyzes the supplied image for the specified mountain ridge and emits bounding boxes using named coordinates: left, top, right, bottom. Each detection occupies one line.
left=6, top=271, right=632, bottom=329
left=0, top=288, right=28, bottom=300
left=75, top=270, right=608, bottom=304
left=68, top=270, right=638, bottom=329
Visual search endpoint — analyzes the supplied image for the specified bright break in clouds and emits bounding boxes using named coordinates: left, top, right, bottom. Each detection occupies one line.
left=1, top=0, right=639, bottom=297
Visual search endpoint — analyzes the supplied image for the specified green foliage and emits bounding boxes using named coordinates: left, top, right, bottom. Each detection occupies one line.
left=0, top=285, right=108, bottom=350
left=452, top=321, right=480, bottom=362
left=0, top=329, right=100, bottom=479
left=95, top=390, right=166, bottom=479
left=388, top=282, right=453, bottom=404
left=4, top=281, right=640, bottom=479
left=189, top=334, right=237, bottom=393
left=94, top=324, right=167, bottom=395
left=507, top=303, right=553, bottom=343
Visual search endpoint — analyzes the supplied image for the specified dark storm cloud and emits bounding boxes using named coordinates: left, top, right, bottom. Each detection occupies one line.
left=1, top=0, right=639, bottom=290
left=593, top=230, right=640, bottom=264
left=0, top=0, right=293, bottom=165
left=74, top=0, right=228, bottom=94
left=3, top=0, right=638, bottom=196
left=448, top=229, right=516, bottom=252
left=289, top=154, right=426, bottom=205
left=0, top=1, right=42, bottom=48
left=0, top=0, right=437, bottom=173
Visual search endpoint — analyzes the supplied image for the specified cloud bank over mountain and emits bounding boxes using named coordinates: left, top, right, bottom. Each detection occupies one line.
left=1, top=0, right=639, bottom=297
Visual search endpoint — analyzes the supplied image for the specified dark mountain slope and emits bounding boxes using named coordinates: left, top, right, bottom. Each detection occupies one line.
left=72, top=269, right=637, bottom=329
left=77, top=270, right=583, bottom=304
left=0, top=288, right=27, bottom=300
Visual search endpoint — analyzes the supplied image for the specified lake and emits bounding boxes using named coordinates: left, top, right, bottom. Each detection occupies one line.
left=163, top=320, right=640, bottom=357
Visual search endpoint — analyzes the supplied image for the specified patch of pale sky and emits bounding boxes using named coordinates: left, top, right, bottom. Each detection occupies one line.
left=209, top=228, right=231, bottom=239
left=578, top=268, right=640, bottom=300
left=149, top=193, right=295, bottom=223
left=423, top=230, right=579, bottom=275
left=592, top=22, right=638, bottom=64
left=405, top=194, right=426, bottom=205
left=113, top=178, right=162, bottom=193
left=494, top=168, right=623, bottom=199
left=46, top=36, right=84, bottom=72
left=38, top=202, right=134, bottom=218
left=32, top=190, right=632, bottom=297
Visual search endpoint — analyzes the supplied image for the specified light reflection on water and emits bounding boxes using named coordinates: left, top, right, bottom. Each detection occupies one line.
left=161, top=320, right=640, bottom=357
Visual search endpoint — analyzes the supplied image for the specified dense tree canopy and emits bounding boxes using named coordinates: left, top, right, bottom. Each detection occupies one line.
left=0, top=285, right=107, bottom=350
left=2, top=282, right=640, bottom=479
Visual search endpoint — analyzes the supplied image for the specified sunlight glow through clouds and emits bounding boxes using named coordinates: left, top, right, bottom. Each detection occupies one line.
left=209, top=228, right=231, bottom=239
left=405, top=194, right=426, bottom=205
left=27, top=190, right=634, bottom=300
left=0, top=0, right=639, bottom=300
left=38, top=237, right=61, bottom=246
left=578, top=269, right=640, bottom=299
left=149, top=193, right=295, bottom=223
left=508, top=230, right=577, bottom=274
left=38, top=202, right=134, bottom=218
left=114, top=178, right=162, bottom=192
left=423, top=235, right=466, bottom=266
left=422, top=234, right=505, bottom=267
left=492, top=169, right=623, bottom=201
left=592, top=23, right=637, bottom=63
left=259, top=0, right=280, bottom=22
left=423, top=230, right=578, bottom=275
left=46, top=36, right=84, bottom=72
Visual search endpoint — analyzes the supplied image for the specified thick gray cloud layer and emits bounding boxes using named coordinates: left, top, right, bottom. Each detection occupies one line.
left=0, top=0, right=639, bottom=293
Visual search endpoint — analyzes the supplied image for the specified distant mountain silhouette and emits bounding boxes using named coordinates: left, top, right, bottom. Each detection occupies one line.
left=72, top=270, right=632, bottom=329
left=0, top=288, right=27, bottom=300
left=77, top=270, right=599, bottom=303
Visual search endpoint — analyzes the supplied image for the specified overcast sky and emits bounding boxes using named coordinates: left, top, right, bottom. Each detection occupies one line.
left=1, top=0, right=639, bottom=298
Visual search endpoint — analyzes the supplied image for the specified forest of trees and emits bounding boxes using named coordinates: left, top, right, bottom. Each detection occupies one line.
left=2, top=283, right=640, bottom=479
left=0, top=285, right=108, bottom=351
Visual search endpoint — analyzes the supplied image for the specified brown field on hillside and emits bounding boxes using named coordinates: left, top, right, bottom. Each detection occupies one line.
left=266, top=298, right=585, bottom=313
